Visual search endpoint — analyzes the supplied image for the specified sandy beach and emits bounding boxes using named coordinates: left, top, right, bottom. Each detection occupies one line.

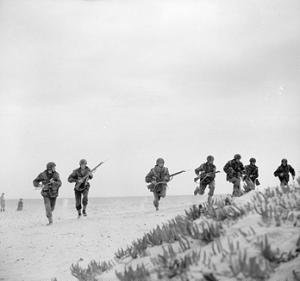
left=0, top=196, right=202, bottom=281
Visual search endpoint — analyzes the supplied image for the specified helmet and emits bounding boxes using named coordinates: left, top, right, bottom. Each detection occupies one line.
left=281, top=158, right=287, bottom=164
left=207, top=155, right=214, bottom=162
left=79, top=159, right=87, bottom=165
left=249, top=158, right=256, bottom=163
left=46, top=162, right=56, bottom=169
left=234, top=154, right=241, bottom=160
left=156, top=158, right=165, bottom=165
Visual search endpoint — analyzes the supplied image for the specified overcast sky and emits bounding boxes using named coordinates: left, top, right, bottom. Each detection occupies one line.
left=0, top=0, right=299, bottom=199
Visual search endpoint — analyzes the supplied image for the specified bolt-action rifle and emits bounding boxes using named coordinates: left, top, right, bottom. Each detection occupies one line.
left=75, top=161, right=105, bottom=191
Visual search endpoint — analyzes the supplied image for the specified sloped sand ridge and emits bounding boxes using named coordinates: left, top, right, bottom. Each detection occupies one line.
left=70, top=186, right=300, bottom=281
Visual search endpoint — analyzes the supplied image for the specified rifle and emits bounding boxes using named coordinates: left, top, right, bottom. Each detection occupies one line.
left=35, top=178, right=55, bottom=190
left=194, top=171, right=220, bottom=183
left=75, top=161, right=105, bottom=190
left=148, top=170, right=186, bottom=189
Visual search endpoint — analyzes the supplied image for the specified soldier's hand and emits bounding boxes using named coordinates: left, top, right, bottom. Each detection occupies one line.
left=280, top=173, right=284, bottom=177
left=151, top=180, right=157, bottom=185
left=77, top=178, right=84, bottom=184
left=49, top=179, right=55, bottom=183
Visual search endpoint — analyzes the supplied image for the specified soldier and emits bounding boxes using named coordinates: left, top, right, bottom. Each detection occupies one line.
left=243, top=158, right=259, bottom=193
left=68, top=159, right=93, bottom=218
left=274, top=159, right=295, bottom=187
left=17, top=198, right=23, bottom=211
left=223, top=154, right=245, bottom=197
left=0, top=193, right=5, bottom=212
left=145, top=158, right=170, bottom=211
left=194, top=155, right=217, bottom=204
left=33, top=162, right=62, bottom=225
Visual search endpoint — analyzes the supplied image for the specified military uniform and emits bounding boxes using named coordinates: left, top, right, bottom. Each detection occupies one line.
left=33, top=167, right=62, bottom=223
left=223, top=156, right=244, bottom=197
left=68, top=166, right=93, bottom=213
left=145, top=164, right=170, bottom=210
left=194, top=162, right=216, bottom=197
left=244, top=162, right=259, bottom=192
left=274, top=162, right=295, bottom=186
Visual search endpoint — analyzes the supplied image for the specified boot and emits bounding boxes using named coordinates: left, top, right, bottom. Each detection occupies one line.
left=47, top=217, right=53, bottom=225
left=77, top=210, right=82, bottom=218
left=82, top=208, right=87, bottom=216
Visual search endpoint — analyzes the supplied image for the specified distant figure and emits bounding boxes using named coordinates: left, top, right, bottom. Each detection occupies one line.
left=194, top=155, right=217, bottom=204
left=223, top=154, right=245, bottom=197
left=0, top=193, right=5, bottom=212
left=68, top=159, right=93, bottom=218
left=17, top=198, right=23, bottom=211
left=33, top=162, right=62, bottom=225
left=145, top=158, right=170, bottom=211
left=274, top=159, right=295, bottom=187
left=243, top=158, right=260, bottom=193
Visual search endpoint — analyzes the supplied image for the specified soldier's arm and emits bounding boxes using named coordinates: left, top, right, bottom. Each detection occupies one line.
left=164, top=168, right=170, bottom=182
left=68, top=171, right=77, bottom=183
left=274, top=167, right=280, bottom=177
left=223, top=162, right=230, bottom=174
left=145, top=169, right=154, bottom=183
left=289, top=165, right=296, bottom=177
left=54, top=173, right=62, bottom=188
left=254, top=167, right=259, bottom=179
left=195, top=164, right=204, bottom=175
left=33, top=173, right=43, bottom=187
left=88, top=169, right=94, bottom=180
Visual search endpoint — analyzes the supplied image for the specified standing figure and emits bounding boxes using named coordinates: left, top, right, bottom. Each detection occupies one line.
left=0, top=193, right=5, bottom=212
left=68, top=159, right=93, bottom=218
left=274, top=159, right=295, bottom=187
left=17, top=198, right=23, bottom=211
left=145, top=158, right=170, bottom=211
left=223, top=154, right=245, bottom=197
left=243, top=158, right=260, bottom=193
left=194, top=155, right=217, bottom=204
left=33, top=162, right=62, bottom=225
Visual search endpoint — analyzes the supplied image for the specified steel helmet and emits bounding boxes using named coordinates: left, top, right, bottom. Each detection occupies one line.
left=46, top=162, right=56, bottom=169
left=281, top=158, right=287, bottom=164
left=234, top=154, right=241, bottom=160
left=79, top=159, right=87, bottom=165
left=156, top=158, right=165, bottom=165
left=249, top=158, right=256, bottom=163
left=207, top=155, right=214, bottom=162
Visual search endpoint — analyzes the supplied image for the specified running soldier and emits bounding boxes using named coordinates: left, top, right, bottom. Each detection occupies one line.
left=145, top=158, right=170, bottom=211
left=194, top=155, right=217, bottom=203
left=68, top=159, right=93, bottom=217
left=243, top=158, right=259, bottom=193
left=33, top=162, right=62, bottom=225
left=274, top=159, right=295, bottom=187
left=223, top=154, right=245, bottom=197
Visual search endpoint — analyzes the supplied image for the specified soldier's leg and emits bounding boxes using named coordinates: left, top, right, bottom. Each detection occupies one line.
left=160, top=184, right=167, bottom=199
left=75, top=190, right=82, bottom=214
left=231, top=177, right=241, bottom=197
left=43, top=196, right=53, bottom=223
left=199, top=183, right=207, bottom=195
left=49, top=197, right=57, bottom=216
left=82, top=189, right=89, bottom=215
left=208, top=181, right=215, bottom=203
left=153, top=191, right=159, bottom=210
left=244, top=179, right=252, bottom=193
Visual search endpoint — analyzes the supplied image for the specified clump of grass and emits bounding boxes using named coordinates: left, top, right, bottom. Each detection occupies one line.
left=153, top=250, right=202, bottom=280
left=115, top=264, right=150, bottom=281
left=70, top=260, right=113, bottom=281
left=228, top=249, right=274, bottom=280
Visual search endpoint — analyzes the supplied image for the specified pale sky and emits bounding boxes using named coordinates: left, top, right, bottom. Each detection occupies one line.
left=0, top=0, right=299, bottom=199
